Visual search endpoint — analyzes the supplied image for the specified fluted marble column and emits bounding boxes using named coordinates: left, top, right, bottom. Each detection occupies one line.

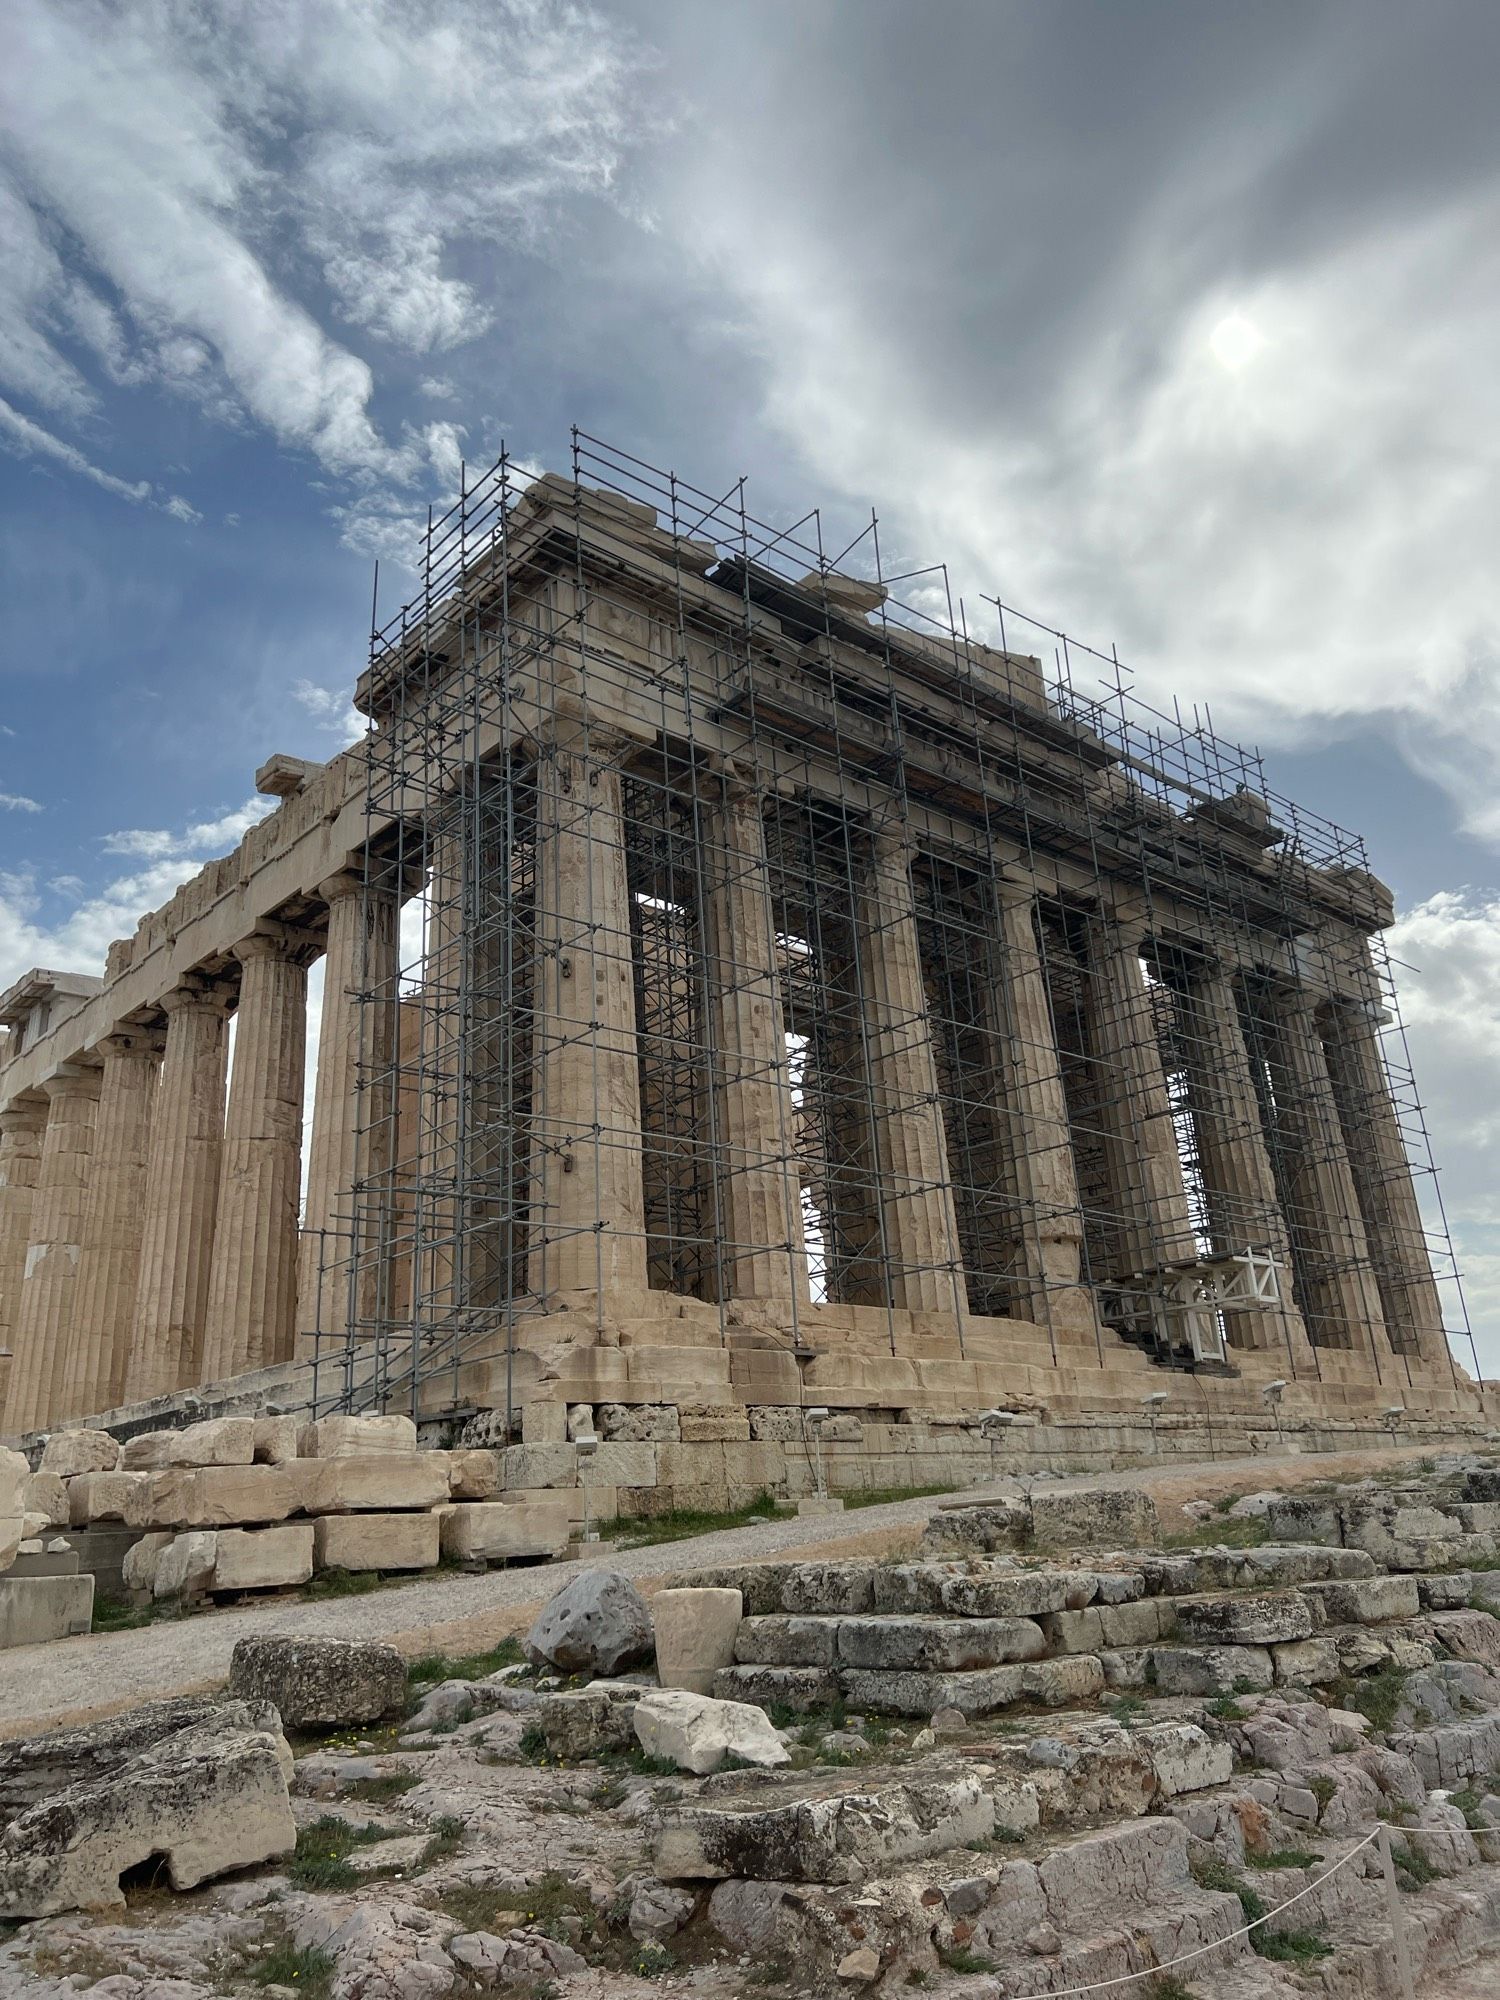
left=1266, top=987, right=1393, bottom=1366
left=6, top=1066, right=100, bottom=1432
left=1084, top=913, right=1197, bottom=1276
left=62, top=1031, right=161, bottom=1419
left=0, top=1099, right=47, bottom=1431
left=126, top=984, right=230, bottom=1401
left=1324, top=997, right=1449, bottom=1369
left=300, top=868, right=399, bottom=1350
left=992, top=883, right=1086, bottom=1320
left=528, top=731, right=648, bottom=1302
left=704, top=774, right=809, bottom=1304
left=201, top=937, right=308, bottom=1380
left=855, top=831, right=966, bottom=1318
left=1180, top=963, right=1316, bottom=1370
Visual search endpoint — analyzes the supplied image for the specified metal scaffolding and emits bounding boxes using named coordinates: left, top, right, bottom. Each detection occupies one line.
left=304, top=429, right=1477, bottom=1422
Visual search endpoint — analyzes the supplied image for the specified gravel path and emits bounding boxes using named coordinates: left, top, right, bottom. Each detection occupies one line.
left=0, top=1441, right=1437, bottom=1740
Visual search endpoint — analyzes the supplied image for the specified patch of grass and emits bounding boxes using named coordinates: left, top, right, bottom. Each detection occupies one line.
left=1330, top=1665, right=1410, bottom=1734
left=301, top=1567, right=384, bottom=1601
left=746, top=1960, right=794, bottom=1988
left=420, top=1815, right=466, bottom=1865
left=1163, top=1517, right=1270, bottom=1551
left=1307, top=1774, right=1337, bottom=1812
left=347, top=1770, right=420, bottom=1803
left=938, top=1945, right=996, bottom=1975
left=1450, top=1786, right=1488, bottom=1830
left=288, top=1815, right=400, bottom=1891
left=1392, top=1839, right=1444, bottom=1891
left=91, top=1593, right=158, bottom=1633
left=1108, top=1695, right=1148, bottom=1729
left=1246, top=1848, right=1319, bottom=1871
left=614, top=1490, right=785, bottom=1548
left=844, top=1482, right=963, bottom=1510
left=252, top=1942, right=334, bottom=1996
left=1206, top=1696, right=1247, bottom=1722
left=1147, top=1979, right=1198, bottom=2000
left=437, top=1882, right=531, bottom=1933
left=407, top=1637, right=525, bottom=1687
left=1255, top=1930, right=1334, bottom=1964
left=628, top=1943, right=676, bottom=1977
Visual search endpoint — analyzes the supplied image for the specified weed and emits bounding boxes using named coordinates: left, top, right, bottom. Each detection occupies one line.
left=1328, top=1665, right=1409, bottom=1734
left=629, top=1943, right=676, bottom=1977
left=1391, top=1839, right=1443, bottom=1891
left=1206, top=1696, right=1247, bottom=1722
left=407, top=1637, right=525, bottom=1687
left=1257, top=1930, right=1334, bottom=1964
left=288, top=1816, right=400, bottom=1892
left=1230, top=1677, right=1262, bottom=1697
left=938, top=1945, right=997, bottom=1975
left=1246, top=1848, right=1319, bottom=1871
left=91, top=1594, right=157, bottom=1633
left=1307, top=1775, right=1337, bottom=1812
left=614, top=1491, right=785, bottom=1549
left=1163, top=1518, right=1269, bottom=1551
left=438, top=1883, right=532, bottom=1933
left=347, top=1770, right=420, bottom=1804
left=252, top=1942, right=335, bottom=1996
left=302, top=1568, right=383, bottom=1601
left=746, top=1961, right=794, bottom=1988
left=1449, top=1786, right=1488, bottom=1830
left=420, top=1816, right=466, bottom=1865
left=1147, top=1979, right=1198, bottom=2000
left=1108, top=1695, right=1148, bottom=1729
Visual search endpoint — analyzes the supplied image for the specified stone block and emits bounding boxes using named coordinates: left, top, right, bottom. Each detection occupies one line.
left=779, top=1563, right=876, bottom=1616
left=634, top=1689, right=789, bottom=1774
left=537, top=1681, right=646, bottom=1757
left=1150, top=1645, right=1274, bottom=1695
left=0, top=1449, right=25, bottom=1523
left=714, top=1663, right=839, bottom=1711
left=654, top=1771, right=993, bottom=1883
left=313, top=1510, right=438, bottom=1572
left=0, top=1574, right=94, bottom=1649
left=23, top=1473, right=68, bottom=1529
left=187, top=1466, right=299, bottom=1527
left=653, top=1587, right=743, bottom=1696
left=300, top=1413, right=418, bottom=1459
left=121, top=1468, right=195, bottom=1529
left=252, top=1416, right=300, bottom=1464
left=670, top=1562, right=796, bottom=1616
left=1264, top=1495, right=1343, bottom=1546
left=40, top=1431, right=118, bottom=1478
left=1301, top=1575, right=1421, bottom=1625
left=1021, top=1656, right=1106, bottom=1706
left=229, top=1634, right=406, bottom=1728
left=120, top=1533, right=172, bottom=1594
left=70, top=1471, right=143, bottom=1526
left=521, top=1400, right=568, bottom=1443
left=593, top=1442, right=657, bottom=1489
left=837, top=1615, right=1046, bottom=1672
left=748, top=1407, right=802, bottom=1442
left=526, top=1570, right=653, bottom=1674
left=1271, top=1638, right=1342, bottom=1686
left=286, top=1455, right=450, bottom=1515
left=838, top=1665, right=1026, bottom=1717
left=499, top=1443, right=578, bottom=1491
left=438, top=1497, right=569, bottom=1563
left=597, top=1402, right=679, bottom=1443
left=1175, top=1591, right=1314, bottom=1647
left=680, top=1413, right=751, bottom=1443
left=1040, top=1607, right=1105, bottom=1654
left=1419, top=1572, right=1472, bottom=1611
left=153, top=1533, right=218, bottom=1600
left=734, top=1614, right=840, bottom=1667
left=448, top=1450, right=503, bottom=1500
left=1098, top=1600, right=1167, bottom=1647
left=1135, top=1721, right=1233, bottom=1797
left=121, top=1418, right=254, bottom=1470
left=212, top=1525, right=315, bottom=1593
left=1030, top=1490, right=1159, bottom=1550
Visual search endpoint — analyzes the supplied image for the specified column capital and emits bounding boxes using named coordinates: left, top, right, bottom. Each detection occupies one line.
left=97, top=1028, right=166, bottom=1062
left=1101, top=904, right=1151, bottom=949
left=318, top=869, right=366, bottom=906
left=0, top=1096, right=48, bottom=1135
left=994, top=874, right=1039, bottom=913
left=232, top=927, right=320, bottom=969
left=161, top=978, right=235, bottom=1017
left=41, top=1061, right=102, bottom=1099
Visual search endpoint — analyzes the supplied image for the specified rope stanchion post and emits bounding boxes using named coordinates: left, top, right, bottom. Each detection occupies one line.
left=1377, top=1823, right=1417, bottom=2000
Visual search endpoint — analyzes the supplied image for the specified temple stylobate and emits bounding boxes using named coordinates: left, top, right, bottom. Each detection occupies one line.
left=0, top=437, right=1485, bottom=1448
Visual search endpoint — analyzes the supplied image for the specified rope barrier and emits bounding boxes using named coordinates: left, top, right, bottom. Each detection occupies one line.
left=1000, top=1827, right=1384, bottom=1998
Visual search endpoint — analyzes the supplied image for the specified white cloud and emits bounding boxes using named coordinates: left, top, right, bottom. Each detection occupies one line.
left=0, top=792, right=41, bottom=814
left=293, top=680, right=365, bottom=747
left=100, top=797, right=275, bottom=861
left=0, top=393, right=150, bottom=505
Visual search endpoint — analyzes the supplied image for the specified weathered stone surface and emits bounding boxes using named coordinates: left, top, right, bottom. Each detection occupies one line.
left=1174, top=1590, right=1315, bottom=1647
left=1301, top=1574, right=1421, bottom=1625
left=0, top=1723, right=294, bottom=1916
left=1271, top=1637, right=1342, bottom=1686
left=212, top=1523, right=315, bottom=1593
left=670, top=1563, right=796, bottom=1615
left=438, top=1496, right=570, bottom=1562
left=629, top=1879, right=697, bottom=1942
left=252, top=1414, right=299, bottom=1464
left=836, top=1615, right=1046, bottom=1672
left=120, top=1531, right=172, bottom=1593
left=837, top=1946, right=881, bottom=1982
left=839, top=1665, right=1027, bottom=1717
left=0, top=1697, right=276, bottom=1815
left=1150, top=1645, right=1274, bottom=1695
left=1425, top=1609, right=1500, bottom=1666
left=22, top=1471, right=68, bottom=1528
left=634, top=1688, right=790, bottom=1774
left=1264, top=1495, right=1343, bottom=1546
left=1134, top=1721, right=1232, bottom=1797
left=300, top=1412, right=418, bottom=1459
left=228, top=1634, right=406, bottom=1728
left=713, top=1664, right=841, bottom=1712
left=1030, top=1489, right=1159, bottom=1549
left=1419, top=1572, right=1473, bottom=1611
left=446, top=1926, right=586, bottom=1982
left=153, top=1531, right=217, bottom=1600
left=123, top=1465, right=297, bottom=1529
left=536, top=1681, right=646, bottom=1757
left=40, top=1429, right=119, bottom=1478
left=872, top=1565, right=1095, bottom=1619
left=735, top=1614, right=840, bottom=1667
left=448, top=1448, right=503, bottom=1499
left=655, top=1771, right=994, bottom=1882
left=653, top=1586, right=743, bottom=1695
left=779, top=1563, right=876, bottom=1615
left=598, top=1402, right=680, bottom=1442
left=121, top=1418, right=255, bottom=1470
left=707, top=1878, right=794, bottom=1951
left=69, top=1470, right=142, bottom=1525
left=500, top=1441, right=578, bottom=1490
left=284, top=1454, right=449, bottom=1515
left=1022, top=1656, right=1107, bottom=1706
left=525, top=1570, right=654, bottom=1675
left=313, top=1509, right=439, bottom=1572
left=0, top=1573, right=93, bottom=1647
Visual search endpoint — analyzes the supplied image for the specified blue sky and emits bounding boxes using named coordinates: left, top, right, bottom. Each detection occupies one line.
left=1, top=0, right=1497, bottom=1370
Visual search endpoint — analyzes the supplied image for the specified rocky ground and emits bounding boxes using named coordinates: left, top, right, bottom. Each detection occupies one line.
left=3, top=1453, right=1500, bottom=1998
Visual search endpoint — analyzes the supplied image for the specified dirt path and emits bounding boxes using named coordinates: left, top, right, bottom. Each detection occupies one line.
left=0, top=1440, right=1441, bottom=1740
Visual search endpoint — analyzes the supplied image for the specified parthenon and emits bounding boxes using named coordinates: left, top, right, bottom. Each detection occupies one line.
left=0, top=436, right=1486, bottom=1453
